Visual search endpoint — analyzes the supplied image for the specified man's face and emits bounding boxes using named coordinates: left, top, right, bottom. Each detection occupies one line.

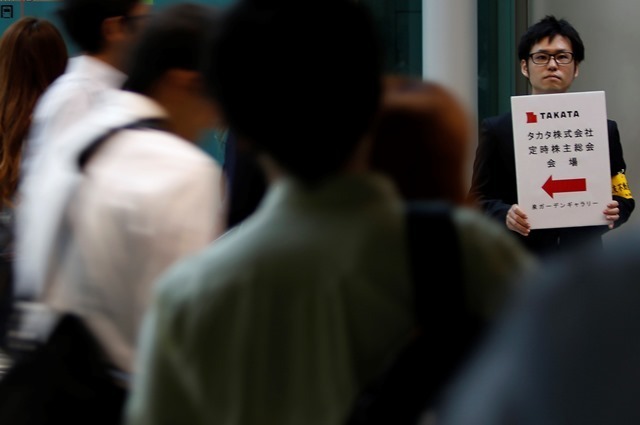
left=122, top=2, right=151, bottom=34
left=520, top=35, right=579, bottom=95
left=113, top=2, right=151, bottom=71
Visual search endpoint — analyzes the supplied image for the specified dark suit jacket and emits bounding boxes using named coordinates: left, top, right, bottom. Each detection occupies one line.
left=223, top=132, right=267, bottom=229
left=469, top=112, right=635, bottom=258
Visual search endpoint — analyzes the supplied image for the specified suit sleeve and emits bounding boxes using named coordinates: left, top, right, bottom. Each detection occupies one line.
left=468, top=118, right=512, bottom=225
left=608, top=120, right=635, bottom=228
left=223, top=132, right=267, bottom=229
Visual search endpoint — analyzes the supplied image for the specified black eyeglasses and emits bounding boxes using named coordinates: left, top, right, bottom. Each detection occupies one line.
left=529, top=51, right=574, bottom=65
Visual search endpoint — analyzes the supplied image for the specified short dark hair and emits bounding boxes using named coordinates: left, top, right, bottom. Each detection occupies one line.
left=518, top=15, right=585, bottom=64
left=57, top=0, right=141, bottom=53
left=123, top=3, right=217, bottom=95
left=201, top=0, right=383, bottom=186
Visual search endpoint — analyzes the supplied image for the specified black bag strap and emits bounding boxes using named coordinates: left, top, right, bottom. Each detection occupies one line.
left=406, top=200, right=462, bottom=326
left=407, top=201, right=486, bottom=412
left=11, top=117, right=170, bottom=305
left=77, top=118, right=168, bottom=170
left=346, top=201, right=484, bottom=425
left=6, top=118, right=169, bottom=354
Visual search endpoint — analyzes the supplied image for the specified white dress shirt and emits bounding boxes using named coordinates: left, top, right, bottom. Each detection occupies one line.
left=21, top=55, right=126, bottom=178
left=16, top=90, right=225, bottom=373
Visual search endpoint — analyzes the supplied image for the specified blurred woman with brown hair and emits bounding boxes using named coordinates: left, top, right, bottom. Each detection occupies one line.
left=0, top=16, right=67, bottom=350
left=0, top=17, right=68, bottom=208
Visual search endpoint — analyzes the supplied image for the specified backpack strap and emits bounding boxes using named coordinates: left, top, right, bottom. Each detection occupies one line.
left=346, top=201, right=485, bottom=425
left=77, top=118, right=168, bottom=170
left=407, top=201, right=486, bottom=410
left=6, top=117, right=171, bottom=370
left=405, top=200, right=462, bottom=326
left=13, top=118, right=168, bottom=304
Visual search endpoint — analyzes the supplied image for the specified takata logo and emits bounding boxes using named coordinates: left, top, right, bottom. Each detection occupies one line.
left=526, top=110, right=581, bottom=123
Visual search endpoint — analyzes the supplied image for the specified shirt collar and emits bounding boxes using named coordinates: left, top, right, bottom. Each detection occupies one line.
left=262, top=172, right=402, bottom=212
left=66, top=55, right=127, bottom=89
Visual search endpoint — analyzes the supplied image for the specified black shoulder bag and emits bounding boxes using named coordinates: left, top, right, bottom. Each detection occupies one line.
left=345, top=201, right=486, bottom=425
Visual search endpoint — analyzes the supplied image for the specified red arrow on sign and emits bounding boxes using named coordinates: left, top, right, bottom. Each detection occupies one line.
left=542, top=175, right=587, bottom=198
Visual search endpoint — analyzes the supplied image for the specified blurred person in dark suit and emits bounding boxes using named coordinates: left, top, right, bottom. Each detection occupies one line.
left=222, top=131, right=266, bottom=229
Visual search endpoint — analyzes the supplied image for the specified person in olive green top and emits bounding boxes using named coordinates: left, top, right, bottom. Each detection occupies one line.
left=125, top=1, right=537, bottom=425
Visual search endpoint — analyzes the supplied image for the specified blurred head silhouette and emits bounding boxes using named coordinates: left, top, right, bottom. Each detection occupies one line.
left=57, top=0, right=149, bottom=70
left=122, top=2, right=222, bottom=142
left=201, top=0, right=383, bottom=186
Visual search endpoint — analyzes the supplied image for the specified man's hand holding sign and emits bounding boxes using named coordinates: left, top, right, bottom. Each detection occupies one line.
left=512, top=91, right=615, bottom=230
left=470, top=16, right=634, bottom=256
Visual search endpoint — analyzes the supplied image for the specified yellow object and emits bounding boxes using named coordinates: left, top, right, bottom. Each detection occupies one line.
left=611, top=172, right=633, bottom=199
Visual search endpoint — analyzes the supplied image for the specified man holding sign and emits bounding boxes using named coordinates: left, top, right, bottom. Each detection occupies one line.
left=469, top=15, right=634, bottom=258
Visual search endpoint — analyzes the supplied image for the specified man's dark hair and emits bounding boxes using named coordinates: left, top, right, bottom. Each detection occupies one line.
left=518, top=15, right=585, bottom=64
left=122, top=3, right=217, bottom=95
left=201, top=0, right=383, bottom=186
left=57, top=0, right=140, bottom=54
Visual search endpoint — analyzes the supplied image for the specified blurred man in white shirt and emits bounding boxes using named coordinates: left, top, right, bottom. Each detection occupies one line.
left=21, top=0, right=150, bottom=177
left=14, top=3, right=224, bottom=375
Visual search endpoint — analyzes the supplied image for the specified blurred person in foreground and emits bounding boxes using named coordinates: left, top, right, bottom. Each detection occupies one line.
left=0, top=17, right=68, bottom=347
left=125, top=2, right=535, bottom=425
left=468, top=15, right=634, bottom=258
left=13, top=2, right=224, bottom=378
left=437, top=227, right=640, bottom=425
left=20, top=0, right=150, bottom=178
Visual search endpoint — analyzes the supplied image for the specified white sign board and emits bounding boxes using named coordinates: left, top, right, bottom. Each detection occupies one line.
left=511, top=91, right=611, bottom=230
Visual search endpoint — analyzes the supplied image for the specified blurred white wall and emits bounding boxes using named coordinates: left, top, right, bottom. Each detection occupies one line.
left=422, top=0, right=478, bottom=194
left=422, top=1, right=477, bottom=114
left=530, top=1, right=640, bottom=244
